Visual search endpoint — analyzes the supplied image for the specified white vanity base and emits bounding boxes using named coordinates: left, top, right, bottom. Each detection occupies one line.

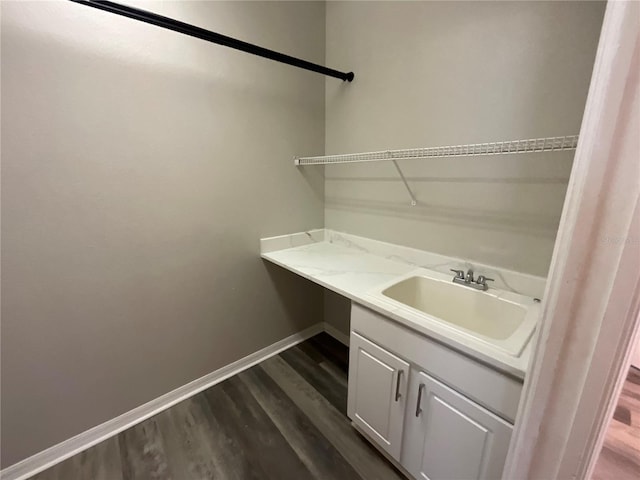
left=348, top=303, right=520, bottom=480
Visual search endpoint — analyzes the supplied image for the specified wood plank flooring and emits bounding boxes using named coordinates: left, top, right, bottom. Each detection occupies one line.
left=30, top=333, right=404, bottom=480
left=593, top=367, right=640, bottom=480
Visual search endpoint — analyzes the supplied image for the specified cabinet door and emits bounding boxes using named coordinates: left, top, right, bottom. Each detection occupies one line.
left=402, top=370, right=513, bottom=480
left=348, top=332, right=409, bottom=460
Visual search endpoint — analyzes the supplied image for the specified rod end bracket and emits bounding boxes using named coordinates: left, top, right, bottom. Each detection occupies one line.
left=345, top=72, right=355, bottom=82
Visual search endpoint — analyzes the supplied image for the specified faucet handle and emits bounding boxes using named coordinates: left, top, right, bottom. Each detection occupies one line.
left=476, top=275, right=494, bottom=286
left=450, top=269, right=465, bottom=279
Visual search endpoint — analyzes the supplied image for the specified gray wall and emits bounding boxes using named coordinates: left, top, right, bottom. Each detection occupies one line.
left=323, top=0, right=604, bottom=335
left=1, top=1, right=325, bottom=467
left=325, top=0, right=605, bottom=277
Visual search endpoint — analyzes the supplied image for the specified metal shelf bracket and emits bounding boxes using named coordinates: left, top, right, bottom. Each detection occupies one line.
left=392, top=160, right=417, bottom=206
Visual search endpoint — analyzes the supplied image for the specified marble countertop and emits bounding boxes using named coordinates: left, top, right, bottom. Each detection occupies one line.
left=261, top=229, right=544, bottom=378
left=263, top=241, right=416, bottom=301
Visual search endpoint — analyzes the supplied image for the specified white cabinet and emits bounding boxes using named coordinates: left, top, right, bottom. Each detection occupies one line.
left=401, top=371, right=513, bottom=480
left=348, top=332, right=409, bottom=460
left=348, top=303, right=521, bottom=480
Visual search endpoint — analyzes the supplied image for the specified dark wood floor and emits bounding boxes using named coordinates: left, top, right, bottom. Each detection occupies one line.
left=593, top=367, right=640, bottom=480
left=30, top=333, right=404, bottom=480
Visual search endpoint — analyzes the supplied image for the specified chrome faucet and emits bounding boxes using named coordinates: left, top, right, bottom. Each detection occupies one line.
left=465, top=268, right=474, bottom=283
left=450, top=268, right=494, bottom=291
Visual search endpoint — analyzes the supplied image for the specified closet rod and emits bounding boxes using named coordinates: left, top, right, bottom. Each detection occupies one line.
left=69, top=0, right=355, bottom=82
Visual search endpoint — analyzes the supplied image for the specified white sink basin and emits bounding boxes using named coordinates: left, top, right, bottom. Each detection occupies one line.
left=372, top=272, right=538, bottom=357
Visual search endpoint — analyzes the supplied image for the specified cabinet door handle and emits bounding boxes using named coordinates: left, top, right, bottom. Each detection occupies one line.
left=395, top=370, right=403, bottom=401
left=416, top=383, right=425, bottom=417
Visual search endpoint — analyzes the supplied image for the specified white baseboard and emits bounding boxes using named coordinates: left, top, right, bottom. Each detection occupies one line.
left=0, top=323, right=324, bottom=480
left=323, top=322, right=350, bottom=346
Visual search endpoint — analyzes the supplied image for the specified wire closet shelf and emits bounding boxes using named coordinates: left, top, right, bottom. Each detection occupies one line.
left=294, top=135, right=579, bottom=166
